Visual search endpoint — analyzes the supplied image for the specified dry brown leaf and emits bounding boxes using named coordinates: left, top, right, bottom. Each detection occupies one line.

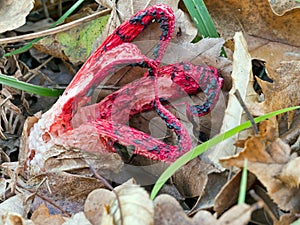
left=0, top=212, right=34, bottom=225
left=207, top=32, right=254, bottom=169
left=62, top=212, right=92, bottom=225
left=214, top=170, right=256, bottom=216
left=85, top=179, right=154, bottom=225
left=85, top=180, right=154, bottom=225
left=31, top=203, right=65, bottom=225
left=268, top=0, right=300, bottom=16
left=220, top=120, right=300, bottom=213
left=242, top=32, right=299, bottom=127
left=0, top=0, right=34, bottom=33
left=26, top=171, right=106, bottom=215
left=154, top=194, right=204, bottom=225
left=216, top=203, right=261, bottom=225
left=84, top=189, right=115, bottom=225
left=173, top=158, right=213, bottom=198
left=274, top=213, right=297, bottom=225
left=205, top=0, right=300, bottom=46
left=279, top=157, right=300, bottom=189
left=154, top=194, right=261, bottom=225
left=109, top=179, right=154, bottom=225
left=191, top=172, right=228, bottom=211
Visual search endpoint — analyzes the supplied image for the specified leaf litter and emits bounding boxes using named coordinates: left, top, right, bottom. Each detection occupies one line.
left=0, top=0, right=299, bottom=224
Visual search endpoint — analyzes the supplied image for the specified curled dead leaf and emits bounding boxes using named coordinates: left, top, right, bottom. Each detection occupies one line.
left=154, top=194, right=261, bottom=225
left=85, top=179, right=154, bottom=225
left=268, top=0, right=300, bottom=16
left=220, top=120, right=300, bottom=213
left=279, top=157, right=300, bottom=189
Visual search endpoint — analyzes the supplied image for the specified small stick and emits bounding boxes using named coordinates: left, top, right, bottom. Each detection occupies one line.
left=0, top=9, right=111, bottom=45
left=234, top=89, right=259, bottom=134
left=88, top=162, right=124, bottom=225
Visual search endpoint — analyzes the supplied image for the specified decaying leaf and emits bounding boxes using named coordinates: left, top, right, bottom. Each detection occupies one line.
left=246, top=34, right=300, bottom=124
left=205, top=0, right=300, bottom=46
left=84, top=179, right=154, bottom=225
left=0, top=0, right=34, bottom=33
left=279, top=157, right=300, bottom=189
left=33, top=9, right=110, bottom=65
left=63, top=212, right=92, bottom=225
left=31, top=203, right=65, bottom=225
left=84, top=189, right=115, bottom=225
left=207, top=32, right=254, bottom=169
left=214, top=170, right=256, bottom=216
left=268, top=0, right=300, bottom=16
left=25, top=171, right=107, bottom=215
left=220, top=120, right=300, bottom=213
left=0, top=212, right=34, bottom=225
left=0, top=194, right=26, bottom=217
left=154, top=194, right=261, bottom=225
left=173, top=158, right=212, bottom=198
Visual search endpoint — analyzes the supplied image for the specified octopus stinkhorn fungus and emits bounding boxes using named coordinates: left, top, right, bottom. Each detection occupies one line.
left=25, top=4, right=223, bottom=174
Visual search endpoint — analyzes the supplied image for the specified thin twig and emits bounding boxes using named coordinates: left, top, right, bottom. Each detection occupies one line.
left=88, top=162, right=124, bottom=225
left=234, top=89, right=259, bottom=134
left=0, top=8, right=111, bottom=45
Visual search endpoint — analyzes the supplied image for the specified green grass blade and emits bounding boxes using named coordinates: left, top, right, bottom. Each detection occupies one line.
left=150, top=105, right=300, bottom=199
left=183, top=0, right=226, bottom=57
left=4, top=0, right=86, bottom=57
left=0, top=74, right=63, bottom=97
left=291, top=219, right=300, bottom=225
left=238, top=159, right=248, bottom=204
left=183, top=0, right=218, bottom=38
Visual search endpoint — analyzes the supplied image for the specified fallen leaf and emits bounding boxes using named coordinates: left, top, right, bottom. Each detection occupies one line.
left=173, top=158, right=212, bottom=198
left=31, top=203, right=65, bottom=225
left=268, top=0, right=300, bottom=16
left=154, top=194, right=203, bottom=225
left=154, top=194, right=261, bottom=225
left=84, top=189, right=115, bottom=225
left=191, top=172, right=228, bottom=211
left=274, top=213, right=297, bottom=225
left=241, top=29, right=300, bottom=127
left=34, top=8, right=110, bottom=65
left=62, top=212, right=92, bottom=225
left=0, top=194, right=26, bottom=217
left=214, top=170, right=256, bottom=216
left=205, top=0, right=300, bottom=46
left=85, top=179, right=154, bottom=225
left=0, top=212, right=34, bottom=225
left=26, top=171, right=106, bottom=215
left=207, top=32, right=254, bottom=169
left=220, top=120, right=300, bottom=213
left=0, top=0, right=34, bottom=33
left=279, top=157, right=300, bottom=189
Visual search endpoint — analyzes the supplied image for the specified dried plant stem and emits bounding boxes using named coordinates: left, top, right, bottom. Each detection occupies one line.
left=0, top=8, right=111, bottom=45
